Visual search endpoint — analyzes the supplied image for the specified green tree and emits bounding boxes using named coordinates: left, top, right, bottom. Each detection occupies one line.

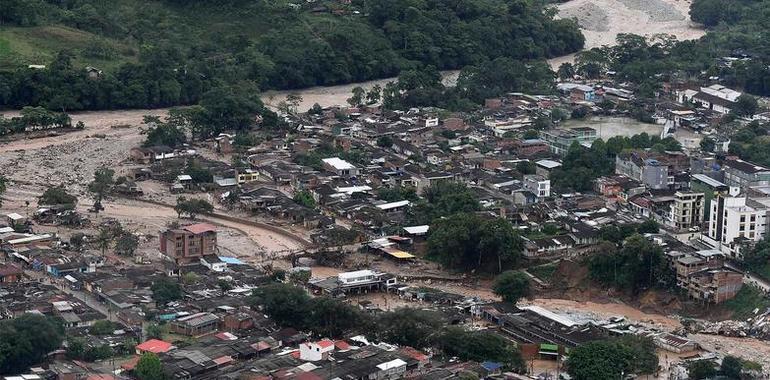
left=439, top=328, right=525, bottom=372
left=566, top=336, right=657, bottom=380
left=135, top=352, right=166, bottom=380
left=250, top=283, right=311, bottom=328
left=374, top=309, right=443, bottom=348
left=87, top=167, right=115, bottom=214
left=688, top=360, right=717, bottom=380
left=721, top=355, right=742, bottom=379
left=700, top=137, right=716, bottom=153
left=0, top=314, right=64, bottom=374
left=89, top=320, right=116, bottom=335
left=493, top=271, right=531, bottom=304
left=557, top=62, right=576, bottom=80
left=347, top=86, right=366, bottom=107
left=115, top=232, right=139, bottom=256
left=377, top=135, right=394, bottom=148
left=151, top=277, right=182, bottom=305
left=366, top=85, right=382, bottom=104
left=39, top=185, right=77, bottom=207
left=95, top=226, right=113, bottom=256
left=293, top=190, right=316, bottom=208
left=174, top=197, right=214, bottom=219
left=145, top=324, right=164, bottom=340
left=733, top=95, right=759, bottom=118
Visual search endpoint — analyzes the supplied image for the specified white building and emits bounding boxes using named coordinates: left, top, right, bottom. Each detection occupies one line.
left=523, top=175, right=551, bottom=198
left=708, top=196, right=767, bottom=257
left=321, top=157, right=359, bottom=177
left=299, top=339, right=334, bottom=361
left=679, top=84, right=742, bottom=115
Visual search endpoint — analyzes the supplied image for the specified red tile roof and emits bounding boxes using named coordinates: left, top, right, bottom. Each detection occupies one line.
left=317, top=339, right=334, bottom=348
left=334, top=340, right=351, bottom=351
left=182, top=223, right=217, bottom=235
left=136, top=339, right=173, bottom=354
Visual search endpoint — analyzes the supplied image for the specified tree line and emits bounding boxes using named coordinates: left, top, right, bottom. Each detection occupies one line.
left=0, top=0, right=583, bottom=111
left=250, top=282, right=526, bottom=372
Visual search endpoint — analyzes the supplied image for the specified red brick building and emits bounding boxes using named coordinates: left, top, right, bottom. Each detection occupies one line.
left=159, top=223, right=218, bottom=264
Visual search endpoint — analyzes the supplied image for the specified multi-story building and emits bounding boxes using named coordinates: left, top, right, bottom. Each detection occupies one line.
left=707, top=196, right=767, bottom=257
left=539, top=127, right=597, bottom=155
left=523, top=174, right=550, bottom=198
left=722, top=157, right=770, bottom=189
left=669, top=191, right=705, bottom=230
left=674, top=250, right=742, bottom=304
left=159, top=223, right=218, bottom=264
left=615, top=153, right=669, bottom=190
left=690, top=174, right=732, bottom=222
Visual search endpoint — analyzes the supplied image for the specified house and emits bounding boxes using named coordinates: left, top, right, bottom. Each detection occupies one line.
left=512, top=139, right=550, bottom=158
left=135, top=339, right=174, bottom=355
left=539, top=128, right=597, bottom=155
left=615, top=152, right=669, bottom=190
left=680, top=84, right=742, bottom=114
left=722, top=157, right=770, bottom=189
left=299, top=339, right=335, bottom=361
left=0, top=264, right=23, bottom=283
left=523, top=175, right=550, bottom=198
left=322, top=157, right=359, bottom=177
left=159, top=223, right=218, bottom=264
left=169, top=312, right=220, bottom=336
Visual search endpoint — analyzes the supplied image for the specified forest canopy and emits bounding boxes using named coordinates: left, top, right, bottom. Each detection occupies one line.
left=0, top=0, right=584, bottom=111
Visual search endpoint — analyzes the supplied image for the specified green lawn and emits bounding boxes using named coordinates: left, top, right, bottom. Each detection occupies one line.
left=0, top=25, right=136, bottom=71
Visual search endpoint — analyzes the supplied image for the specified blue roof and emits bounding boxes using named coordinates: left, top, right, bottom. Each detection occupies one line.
left=481, top=361, right=503, bottom=371
left=218, top=256, right=245, bottom=265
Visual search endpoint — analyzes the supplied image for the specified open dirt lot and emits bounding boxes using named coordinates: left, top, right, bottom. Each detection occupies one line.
left=549, top=0, right=705, bottom=67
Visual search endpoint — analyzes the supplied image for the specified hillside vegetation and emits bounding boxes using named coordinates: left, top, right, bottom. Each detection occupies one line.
left=0, top=0, right=584, bottom=111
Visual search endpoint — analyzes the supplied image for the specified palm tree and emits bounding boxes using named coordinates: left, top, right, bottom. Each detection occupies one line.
left=95, top=227, right=113, bottom=256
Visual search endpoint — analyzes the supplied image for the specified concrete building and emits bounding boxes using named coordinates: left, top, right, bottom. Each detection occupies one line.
left=615, top=153, right=669, bottom=190
left=690, top=174, right=731, bottom=222
left=159, top=223, right=218, bottom=265
left=523, top=175, right=551, bottom=198
left=674, top=250, right=742, bottom=304
left=722, top=157, right=770, bottom=189
left=669, top=191, right=705, bottom=230
left=322, top=157, right=359, bottom=177
left=169, top=312, right=220, bottom=336
left=539, top=127, right=597, bottom=156
left=708, top=196, right=767, bottom=257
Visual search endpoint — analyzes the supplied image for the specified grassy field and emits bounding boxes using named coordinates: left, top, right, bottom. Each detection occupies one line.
left=0, top=25, right=136, bottom=71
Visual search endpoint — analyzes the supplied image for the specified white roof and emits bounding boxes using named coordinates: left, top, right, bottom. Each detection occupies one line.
left=335, top=185, right=372, bottom=194
left=338, top=270, right=376, bottom=280
left=322, top=157, right=356, bottom=170
left=536, top=160, right=562, bottom=169
left=177, top=174, right=193, bottom=181
left=519, top=305, right=576, bottom=327
left=376, top=359, right=407, bottom=371
left=403, top=225, right=429, bottom=235
left=376, top=200, right=411, bottom=210
left=64, top=275, right=78, bottom=283
left=7, top=213, right=25, bottom=220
